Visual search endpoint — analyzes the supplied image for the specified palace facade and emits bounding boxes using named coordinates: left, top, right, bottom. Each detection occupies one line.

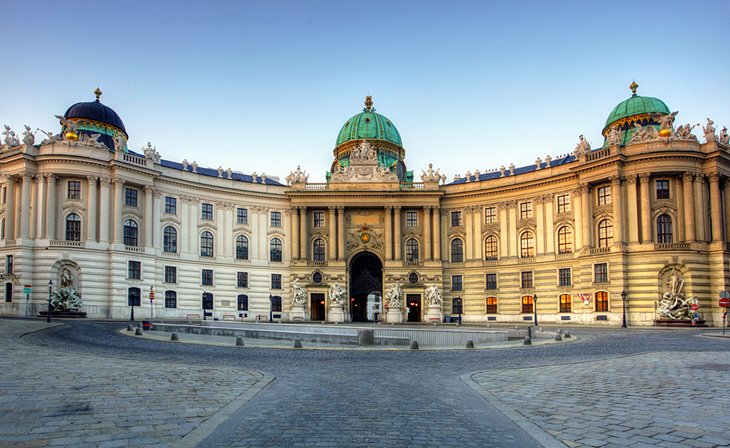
left=1, top=84, right=729, bottom=326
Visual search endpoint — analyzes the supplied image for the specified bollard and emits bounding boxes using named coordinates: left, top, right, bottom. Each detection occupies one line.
left=554, top=334, right=562, bottom=341
left=523, top=336, right=532, bottom=345
left=236, top=336, right=245, bottom=347
left=564, top=331, right=571, bottom=338
left=135, top=328, right=143, bottom=336
left=358, top=329, right=375, bottom=346
left=293, top=339, right=303, bottom=348
left=410, top=341, right=419, bottom=350
left=557, top=328, right=563, bottom=335
left=527, top=326, right=533, bottom=339
left=171, top=333, right=179, bottom=341
left=466, top=339, right=475, bottom=349
left=127, top=324, right=133, bottom=332
left=539, top=326, right=544, bottom=332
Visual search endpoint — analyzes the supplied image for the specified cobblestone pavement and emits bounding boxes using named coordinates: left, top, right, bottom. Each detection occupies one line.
left=4, top=318, right=730, bottom=447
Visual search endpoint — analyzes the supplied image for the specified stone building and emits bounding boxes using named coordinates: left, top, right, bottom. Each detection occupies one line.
left=1, top=83, right=729, bottom=326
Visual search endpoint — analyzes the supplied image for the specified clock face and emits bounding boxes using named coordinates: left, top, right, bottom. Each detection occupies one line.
left=361, top=233, right=370, bottom=243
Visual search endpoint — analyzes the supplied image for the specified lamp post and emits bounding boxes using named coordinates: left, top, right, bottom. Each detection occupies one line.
left=621, top=290, right=627, bottom=328
left=149, top=286, right=155, bottom=322
left=533, top=293, right=538, bottom=326
left=269, top=294, right=273, bottom=322
left=46, top=280, right=53, bottom=323
left=202, top=291, right=207, bottom=321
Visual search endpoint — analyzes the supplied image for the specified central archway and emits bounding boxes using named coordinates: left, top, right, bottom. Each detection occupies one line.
left=349, top=252, right=383, bottom=322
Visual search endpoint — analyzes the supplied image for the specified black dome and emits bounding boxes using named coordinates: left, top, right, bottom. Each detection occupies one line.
left=64, top=100, right=127, bottom=134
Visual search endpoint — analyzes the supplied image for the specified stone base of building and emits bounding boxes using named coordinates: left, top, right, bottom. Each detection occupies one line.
left=654, top=319, right=707, bottom=327
left=38, top=310, right=87, bottom=318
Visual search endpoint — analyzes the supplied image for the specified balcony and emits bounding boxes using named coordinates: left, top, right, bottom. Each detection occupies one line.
left=50, top=240, right=84, bottom=248
left=555, top=252, right=574, bottom=260
left=589, top=247, right=611, bottom=255
left=403, top=260, right=422, bottom=267
left=125, top=245, right=142, bottom=252
left=304, top=183, right=328, bottom=191
left=161, top=251, right=180, bottom=258
left=654, top=242, right=691, bottom=251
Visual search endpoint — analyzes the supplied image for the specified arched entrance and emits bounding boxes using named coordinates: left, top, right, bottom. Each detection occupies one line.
left=349, top=252, right=382, bottom=322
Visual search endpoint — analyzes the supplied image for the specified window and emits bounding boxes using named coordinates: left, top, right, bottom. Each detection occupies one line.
left=270, top=238, right=283, bottom=262
left=201, top=203, right=213, bottom=220
left=123, top=219, right=138, bottom=246
left=65, top=213, right=81, bottom=241
left=237, top=272, right=248, bottom=288
left=486, top=297, right=498, bottom=314
left=484, top=235, right=498, bottom=260
left=557, top=226, right=573, bottom=254
left=271, top=273, right=282, bottom=289
left=450, top=238, right=464, bottom=262
left=164, top=196, right=177, bottom=214
left=164, top=266, right=177, bottom=284
left=656, top=180, right=670, bottom=199
left=67, top=181, right=81, bottom=199
left=165, top=291, right=177, bottom=308
left=313, top=272, right=323, bottom=284
left=451, top=211, right=462, bottom=227
left=408, top=272, right=419, bottom=285
left=237, top=294, right=249, bottom=311
left=521, top=295, right=534, bottom=314
left=520, top=232, right=535, bottom=258
left=128, top=261, right=141, bottom=280
left=405, top=238, right=419, bottom=262
left=128, top=287, right=141, bottom=307
left=597, top=185, right=611, bottom=206
left=313, top=211, right=325, bottom=227
left=202, top=292, right=214, bottom=310
left=406, top=211, right=418, bottom=227
left=559, top=268, right=571, bottom=286
left=595, top=291, right=609, bottom=312
left=5, top=282, right=12, bottom=303
left=5, top=255, right=13, bottom=274
left=237, top=208, right=248, bottom=225
left=271, top=295, right=282, bottom=312
left=200, top=231, right=214, bottom=257
left=560, top=294, right=572, bottom=313
left=594, top=263, right=608, bottom=283
left=597, top=219, right=613, bottom=248
left=1, top=219, right=5, bottom=239
left=163, top=226, right=177, bottom=253
left=486, top=273, right=497, bottom=290
left=451, top=275, right=463, bottom=291
left=521, top=271, right=533, bottom=289
left=657, top=214, right=673, bottom=243
left=313, top=238, right=326, bottom=262
left=271, top=211, right=282, bottom=227
left=202, top=269, right=213, bottom=286
left=484, top=207, right=496, bottom=223
left=125, top=187, right=138, bottom=207
left=236, top=235, right=249, bottom=260
left=520, top=202, right=533, bottom=219
left=557, top=194, right=571, bottom=213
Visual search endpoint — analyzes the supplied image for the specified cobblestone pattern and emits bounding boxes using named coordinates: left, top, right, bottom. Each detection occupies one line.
left=471, top=351, right=730, bottom=448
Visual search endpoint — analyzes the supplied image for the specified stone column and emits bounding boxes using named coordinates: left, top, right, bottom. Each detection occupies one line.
left=144, top=186, right=154, bottom=247
left=393, top=206, right=402, bottom=260
left=112, top=179, right=124, bottom=243
left=215, top=203, right=225, bottom=256
left=337, top=206, right=345, bottom=260
left=545, top=196, right=555, bottom=254
left=291, top=207, right=299, bottom=260
left=46, top=174, right=56, bottom=240
left=535, top=198, right=544, bottom=255
left=432, top=207, right=441, bottom=260
left=498, top=203, right=509, bottom=257
left=180, top=197, right=190, bottom=254
left=152, top=190, right=161, bottom=248
left=694, top=176, right=707, bottom=241
left=19, top=174, right=31, bottom=238
left=611, top=176, right=623, bottom=244
left=35, top=175, right=45, bottom=239
left=573, top=188, right=583, bottom=250
left=423, top=206, right=432, bottom=261
left=464, top=207, right=473, bottom=261
left=99, top=178, right=110, bottom=242
left=299, top=206, right=307, bottom=260
left=4, top=175, right=16, bottom=240
left=86, top=176, right=98, bottom=242
left=724, top=181, right=730, bottom=242
left=639, top=174, right=651, bottom=243
left=581, top=184, right=592, bottom=248
left=473, top=206, right=482, bottom=260
left=384, top=206, right=392, bottom=260
left=508, top=203, right=518, bottom=257
left=709, top=173, right=723, bottom=242
left=328, top=206, right=337, bottom=261
left=625, top=175, right=639, bottom=243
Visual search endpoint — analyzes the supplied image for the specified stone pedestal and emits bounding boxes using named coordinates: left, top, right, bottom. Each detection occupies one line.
left=425, top=305, right=443, bottom=323
left=329, top=305, right=346, bottom=323
left=386, top=307, right=403, bottom=323
left=290, top=304, right=306, bottom=321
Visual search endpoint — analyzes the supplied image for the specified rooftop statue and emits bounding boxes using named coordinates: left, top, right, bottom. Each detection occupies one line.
left=720, top=127, right=729, bottom=145
left=628, top=123, right=658, bottom=144
left=142, top=142, right=160, bottom=162
left=38, top=128, right=60, bottom=145
left=652, top=111, right=678, bottom=132
left=286, top=165, right=308, bottom=185
left=3, top=125, right=20, bottom=147
left=350, top=140, right=377, bottom=164
left=703, top=118, right=716, bottom=142
left=22, top=125, right=34, bottom=146
left=79, top=132, right=108, bottom=149
left=421, top=163, right=442, bottom=182
left=607, top=125, right=623, bottom=146
left=675, top=123, right=699, bottom=141
left=573, top=135, right=591, bottom=156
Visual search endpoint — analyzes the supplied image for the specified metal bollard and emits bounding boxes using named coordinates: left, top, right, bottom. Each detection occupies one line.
left=236, top=336, right=245, bottom=347
left=523, top=336, right=532, bottom=345
left=127, top=324, right=133, bottom=332
left=135, top=328, right=143, bottom=336
left=466, top=339, right=475, bottom=349
left=171, top=333, right=179, bottom=341
left=293, top=339, right=303, bottom=348
left=564, top=331, right=571, bottom=338
left=554, top=334, right=562, bottom=341
left=410, top=341, right=419, bottom=350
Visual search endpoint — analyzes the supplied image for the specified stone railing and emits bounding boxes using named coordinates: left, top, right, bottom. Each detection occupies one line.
left=555, top=252, right=574, bottom=260
left=654, top=242, right=692, bottom=250
left=50, top=240, right=83, bottom=248
left=518, top=256, right=535, bottom=264
left=589, top=247, right=611, bottom=255
left=403, top=260, right=422, bottom=267
left=586, top=147, right=612, bottom=162
left=400, top=182, right=425, bottom=190
left=125, top=245, right=142, bottom=252
left=122, top=153, right=146, bottom=166
left=304, top=183, right=328, bottom=191
left=308, top=261, right=327, bottom=267
left=161, top=251, right=180, bottom=258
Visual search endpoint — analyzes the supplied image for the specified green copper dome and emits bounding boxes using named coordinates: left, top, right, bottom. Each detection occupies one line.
left=336, top=96, right=402, bottom=147
left=603, top=82, right=670, bottom=132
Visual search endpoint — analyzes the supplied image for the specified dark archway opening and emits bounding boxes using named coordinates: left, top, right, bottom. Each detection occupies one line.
left=349, top=252, right=382, bottom=322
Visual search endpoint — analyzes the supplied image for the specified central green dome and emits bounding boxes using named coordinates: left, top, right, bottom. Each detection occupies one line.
left=603, top=82, right=670, bottom=133
left=336, top=96, right=402, bottom=147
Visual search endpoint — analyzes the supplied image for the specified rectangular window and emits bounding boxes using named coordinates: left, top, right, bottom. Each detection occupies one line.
left=406, top=211, right=418, bottom=227
left=125, top=187, right=138, bottom=207
left=271, top=211, right=282, bottom=227
left=128, top=261, right=141, bottom=280
left=485, top=273, right=497, bottom=290
left=595, top=291, right=609, bottom=312
left=313, top=211, right=325, bottom=227
left=451, top=211, right=462, bottom=227
left=237, top=272, right=248, bottom=288
left=164, top=196, right=177, bottom=214
left=164, top=266, right=177, bottom=284
left=237, top=208, right=248, bottom=225
left=484, top=207, right=496, bottom=223
left=656, top=180, right=670, bottom=199
left=451, top=275, right=463, bottom=291
left=519, top=202, right=533, bottom=220
left=557, top=194, right=571, bottom=213
left=560, top=294, right=572, bottom=313
left=597, top=185, right=611, bottom=206
left=558, top=268, right=571, bottom=286
left=271, top=295, right=282, bottom=312
left=67, top=181, right=81, bottom=199
left=594, top=263, right=608, bottom=283
left=237, top=294, right=249, bottom=311
left=271, top=273, right=282, bottom=290
left=202, top=269, right=214, bottom=286
left=486, top=297, right=498, bottom=314
left=201, top=203, right=213, bottom=220
left=5, top=255, right=13, bottom=273
left=521, top=271, right=533, bottom=289
left=165, top=291, right=177, bottom=308
left=521, top=295, right=534, bottom=314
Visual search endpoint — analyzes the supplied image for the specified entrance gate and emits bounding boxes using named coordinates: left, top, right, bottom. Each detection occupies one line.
left=310, top=293, right=325, bottom=321
left=407, top=294, right=421, bottom=322
left=349, top=252, right=382, bottom=322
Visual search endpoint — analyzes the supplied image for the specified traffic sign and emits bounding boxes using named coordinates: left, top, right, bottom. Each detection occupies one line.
left=719, top=297, right=730, bottom=307
left=23, top=285, right=31, bottom=294
left=690, top=303, right=699, bottom=311
left=720, top=291, right=730, bottom=299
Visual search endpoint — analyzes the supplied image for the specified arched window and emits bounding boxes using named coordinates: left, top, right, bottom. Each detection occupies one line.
left=450, top=238, right=464, bottom=263
left=657, top=214, right=673, bottom=243
left=236, top=235, right=249, bottom=260
left=123, top=219, right=138, bottom=247
left=65, top=213, right=81, bottom=241
left=484, top=235, right=498, bottom=260
left=595, top=291, right=609, bottom=312
left=521, top=295, right=534, bottom=314
left=405, top=238, right=419, bottom=262
left=559, top=294, right=572, bottom=313
left=270, top=238, right=282, bottom=262
left=164, top=291, right=177, bottom=308
left=163, top=226, right=177, bottom=253
left=200, top=231, right=214, bottom=257
left=598, top=220, right=613, bottom=248
left=486, top=297, right=498, bottom=314
left=557, top=226, right=573, bottom=254
left=520, top=232, right=535, bottom=258
left=313, top=238, right=326, bottom=262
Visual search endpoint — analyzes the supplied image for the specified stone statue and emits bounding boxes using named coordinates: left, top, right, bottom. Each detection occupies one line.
left=143, top=142, right=157, bottom=159
left=113, top=134, right=126, bottom=152
left=656, top=268, right=697, bottom=321
left=328, top=283, right=345, bottom=307
left=191, top=161, right=198, bottom=173
left=628, top=123, right=659, bottom=144
left=22, top=125, right=34, bottom=145
left=574, top=135, right=591, bottom=156
left=384, top=281, right=402, bottom=308
left=79, top=133, right=108, bottom=149
left=51, top=267, right=82, bottom=312
left=720, top=127, right=729, bottom=145
left=286, top=165, right=308, bottom=185
left=703, top=118, right=716, bottom=142
left=653, top=111, right=678, bottom=132
left=425, top=284, right=443, bottom=306
left=61, top=268, right=73, bottom=288
left=420, top=163, right=442, bottom=182
left=54, top=114, right=78, bottom=137
left=3, top=125, right=20, bottom=147
left=350, top=140, right=377, bottom=163
left=226, top=168, right=233, bottom=179
left=675, top=123, right=699, bottom=141
left=607, top=125, right=623, bottom=146
left=291, top=278, right=307, bottom=306
left=38, top=129, right=59, bottom=145
left=218, top=166, right=224, bottom=177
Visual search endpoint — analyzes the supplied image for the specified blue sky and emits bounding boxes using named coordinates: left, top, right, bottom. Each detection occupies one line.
left=2, top=0, right=728, bottom=182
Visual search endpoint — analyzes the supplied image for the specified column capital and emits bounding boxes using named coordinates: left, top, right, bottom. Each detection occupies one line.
left=623, top=174, right=637, bottom=184
left=708, top=172, right=720, bottom=183
left=328, top=205, right=336, bottom=212
left=384, top=205, right=393, bottom=211
left=21, top=172, right=32, bottom=181
left=98, top=177, right=111, bottom=187
left=43, top=173, right=54, bottom=181
left=682, top=172, right=695, bottom=182
left=144, top=185, right=154, bottom=193
left=111, top=178, right=125, bottom=188
left=336, top=206, right=345, bottom=212
left=393, top=206, right=401, bottom=212
left=86, top=175, right=98, bottom=186
left=610, top=175, right=622, bottom=186
left=638, top=173, right=650, bottom=184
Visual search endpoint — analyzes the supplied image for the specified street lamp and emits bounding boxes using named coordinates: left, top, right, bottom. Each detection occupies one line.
left=202, top=291, right=207, bottom=321
left=621, top=290, right=627, bottom=328
left=269, top=294, right=273, bottom=322
left=46, top=280, right=53, bottom=323
left=533, top=293, right=538, bottom=326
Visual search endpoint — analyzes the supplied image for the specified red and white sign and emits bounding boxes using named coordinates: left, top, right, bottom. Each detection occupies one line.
left=719, top=298, right=730, bottom=308
left=578, top=293, right=591, bottom=305
left=690, top=303, right=699, bottom=311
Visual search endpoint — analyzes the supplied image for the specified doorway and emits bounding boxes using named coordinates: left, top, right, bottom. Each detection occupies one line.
left=406, top=294, right=421, bottom=322
left=349, top=252, right=382, bottom=322
left=311, top=293, right=325, bottom=321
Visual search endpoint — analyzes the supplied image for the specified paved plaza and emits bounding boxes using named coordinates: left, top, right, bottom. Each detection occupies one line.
left=1, top=318, right=729, bottom=447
